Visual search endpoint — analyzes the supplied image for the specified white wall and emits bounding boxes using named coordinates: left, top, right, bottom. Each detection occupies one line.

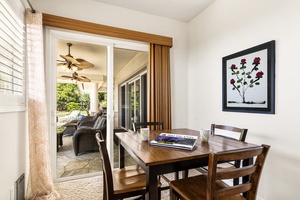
left=31, top=0, right=189, bottom=128
left=7, top=0, right=297, bottom=199
left=187, top=0, right=300, bottom=199
left=0, top=112, right=26, bottom=199
left=0, top=0, right=27, bottom=198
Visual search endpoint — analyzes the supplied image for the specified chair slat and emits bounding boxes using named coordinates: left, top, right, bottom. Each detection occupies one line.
left=215, top=183, right=252, bottom=198
left=170, top=144, right=270, bottom=200
left=217, top=147, right=263, bottom=162
left=132, top=121, right=163, bottom=132
left=216, top=165, right=257, bottom=180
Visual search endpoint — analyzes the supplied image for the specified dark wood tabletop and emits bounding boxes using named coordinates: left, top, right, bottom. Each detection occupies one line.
left=116, top=128, right=260, bottom=200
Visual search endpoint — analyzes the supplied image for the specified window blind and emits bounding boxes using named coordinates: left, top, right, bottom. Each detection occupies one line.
left=0, top=0, right=25, bottom=112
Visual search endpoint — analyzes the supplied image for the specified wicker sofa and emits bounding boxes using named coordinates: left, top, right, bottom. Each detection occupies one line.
left=62, top=111, right=103, bottom=136
left=73, top=115, right=106, bottom=156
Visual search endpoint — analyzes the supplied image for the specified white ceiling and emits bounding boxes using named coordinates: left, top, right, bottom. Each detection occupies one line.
left=57, top=0, right=216, bottom=87
left=94, top=0, right=215, bottom=22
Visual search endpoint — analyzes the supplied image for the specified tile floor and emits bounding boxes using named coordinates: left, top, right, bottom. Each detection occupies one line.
left=56, top=135, right=136, bottom=178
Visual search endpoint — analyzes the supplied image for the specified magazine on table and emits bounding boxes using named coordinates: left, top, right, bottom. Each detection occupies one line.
left=150, top=133, right=198, bottom=150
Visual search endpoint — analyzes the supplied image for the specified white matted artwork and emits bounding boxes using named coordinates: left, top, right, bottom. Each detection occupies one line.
left=222, top=40, right=275, bottom=114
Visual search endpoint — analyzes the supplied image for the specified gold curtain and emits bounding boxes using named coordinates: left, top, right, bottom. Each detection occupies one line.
left=149, top=44, right=172, bottom=129
left=25, top=9, right=60, bottom=200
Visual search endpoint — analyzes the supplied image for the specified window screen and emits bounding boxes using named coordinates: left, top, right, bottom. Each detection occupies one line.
left=0, top=0, right=25, bottom=112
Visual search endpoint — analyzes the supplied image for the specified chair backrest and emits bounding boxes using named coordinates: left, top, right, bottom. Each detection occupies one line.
left=207, top=144, right=270, bottom=200
left=92, top=110, right=103, bottom=121
left=211, top=124, right=248, bottom=142
left=95, top=132, right=114, bottom=199
left=93, top=115, right=106, bottom=129
left=132, top=121, right=164, bottom=132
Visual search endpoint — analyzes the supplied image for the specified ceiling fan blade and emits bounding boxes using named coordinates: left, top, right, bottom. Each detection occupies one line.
left=57, top=63, right=66, bottom=67
left=61, top=75, right=73, bottom=79
left=76, top=58, right=94, bottom=69
left=77, top=76, right=91, bottom=82
left=60, top=55, right=81, bottom=65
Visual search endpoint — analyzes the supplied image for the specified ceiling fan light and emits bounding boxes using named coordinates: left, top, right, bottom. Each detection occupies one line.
left=61, top=65, right=68, bottom=71
left=71, top=78, right=77, bottom=83
left=72, top=66, right=78, bottom=71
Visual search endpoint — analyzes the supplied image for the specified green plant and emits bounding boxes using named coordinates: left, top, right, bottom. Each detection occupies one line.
left=56, top=83, right=80, bottom=111
left=66, top=102, right=80, bottom=111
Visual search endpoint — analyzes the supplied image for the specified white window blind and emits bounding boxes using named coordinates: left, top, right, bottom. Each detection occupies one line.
left=0, top=0, right=25, bottom=112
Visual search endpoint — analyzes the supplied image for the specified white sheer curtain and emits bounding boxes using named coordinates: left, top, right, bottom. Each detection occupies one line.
left=25, top=8, right=60, bottom=199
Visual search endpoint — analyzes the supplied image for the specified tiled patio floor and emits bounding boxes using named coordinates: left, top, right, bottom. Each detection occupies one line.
left=56, top=135, right=136, bottom=178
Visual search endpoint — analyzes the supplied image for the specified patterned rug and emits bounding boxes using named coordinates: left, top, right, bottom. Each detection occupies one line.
left=54, top=169, right=201, bottom=199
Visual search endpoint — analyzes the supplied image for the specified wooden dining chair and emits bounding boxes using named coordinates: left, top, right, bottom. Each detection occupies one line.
left=212, top=124, right=248, bottom=142
left=170, top=144, right=270, bottom=200
left=95, top=132, right=161, bottom=200
left=132, top=121, right=164, bottom=132
left=196, top=124, right=248, bottom=185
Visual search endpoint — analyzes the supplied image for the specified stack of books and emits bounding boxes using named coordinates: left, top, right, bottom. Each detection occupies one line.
left=150, top=133, right=198, bottom=150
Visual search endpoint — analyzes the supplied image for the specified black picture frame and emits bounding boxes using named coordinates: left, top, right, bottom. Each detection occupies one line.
left=222, top=40, right=275, bottom=114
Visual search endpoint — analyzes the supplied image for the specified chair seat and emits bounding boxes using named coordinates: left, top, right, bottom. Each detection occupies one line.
left=113, top=165, right=147, bottom=195
left=170, top=175, right=246, bottom=200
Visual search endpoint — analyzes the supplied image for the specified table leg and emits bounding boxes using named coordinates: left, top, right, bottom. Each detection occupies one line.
left=57, top=132, right=63, bottom=152
left=146, top=167, right=159, bottom=200
left=242, top=157, right=254, bottom=197
left=242, top=157, right=253, bottom=183
left=182, top=170, right=189, bottom=178
left=119, top=141, right=125, bottom=168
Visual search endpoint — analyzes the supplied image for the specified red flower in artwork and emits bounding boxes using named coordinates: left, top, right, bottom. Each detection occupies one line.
left=229, top=57, right=264, bottom=103
left=240, top=59, right=247, bottom=64
left=253, top=57, right=261, bottom=65
left=230, top=64, right=237, bottom=69
left=256, top=71, right=264, bottom=78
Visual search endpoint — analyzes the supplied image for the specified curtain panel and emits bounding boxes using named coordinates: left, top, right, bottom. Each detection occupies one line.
left=149, top=44, right=172, bottom=129
left=25, top=9, right=59, bottom=200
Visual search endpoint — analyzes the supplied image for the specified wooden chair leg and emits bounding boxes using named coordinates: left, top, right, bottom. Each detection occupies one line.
left=182, top=170, right=189, bottom=178
left=170, top=187, right=178, bottom=200
left=158, top=187, right=161, bottom=200
left=233, top=177, right=239, bottom=185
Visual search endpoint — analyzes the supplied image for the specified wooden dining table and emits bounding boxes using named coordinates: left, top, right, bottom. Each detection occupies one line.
left=116, top=128, right=260, bottom=200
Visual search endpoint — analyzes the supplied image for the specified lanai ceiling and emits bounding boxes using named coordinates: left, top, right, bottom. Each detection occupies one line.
left=56, top=39, right=145, bottom=91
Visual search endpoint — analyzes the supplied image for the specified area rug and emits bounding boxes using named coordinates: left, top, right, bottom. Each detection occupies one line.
left=54, top=169, right=201, bottom=199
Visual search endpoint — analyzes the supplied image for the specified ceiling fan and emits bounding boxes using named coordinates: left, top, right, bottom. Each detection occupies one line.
left=57, top=43, right=94, bottom=71
left=61, top=72, right=91, bottom=83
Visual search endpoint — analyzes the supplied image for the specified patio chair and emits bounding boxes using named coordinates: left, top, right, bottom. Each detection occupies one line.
left=61, top=110, right=103, bottom=136
left=73, top=115, right=106, bottom=156
left=169, top=144, right=270, bottom=200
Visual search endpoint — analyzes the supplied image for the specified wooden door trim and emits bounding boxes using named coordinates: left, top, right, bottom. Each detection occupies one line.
left=42, top=13, right=173, bottom=47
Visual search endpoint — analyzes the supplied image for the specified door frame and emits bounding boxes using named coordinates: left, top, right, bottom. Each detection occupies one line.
left=44, top=27, right=148, bottom=182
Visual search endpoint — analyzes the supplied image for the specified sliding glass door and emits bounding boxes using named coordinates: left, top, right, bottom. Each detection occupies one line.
left=120, top=72, right=147, bottom=130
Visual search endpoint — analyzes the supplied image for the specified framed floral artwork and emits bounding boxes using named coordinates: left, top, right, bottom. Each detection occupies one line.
left=222, top=40, right=275, bottom=114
